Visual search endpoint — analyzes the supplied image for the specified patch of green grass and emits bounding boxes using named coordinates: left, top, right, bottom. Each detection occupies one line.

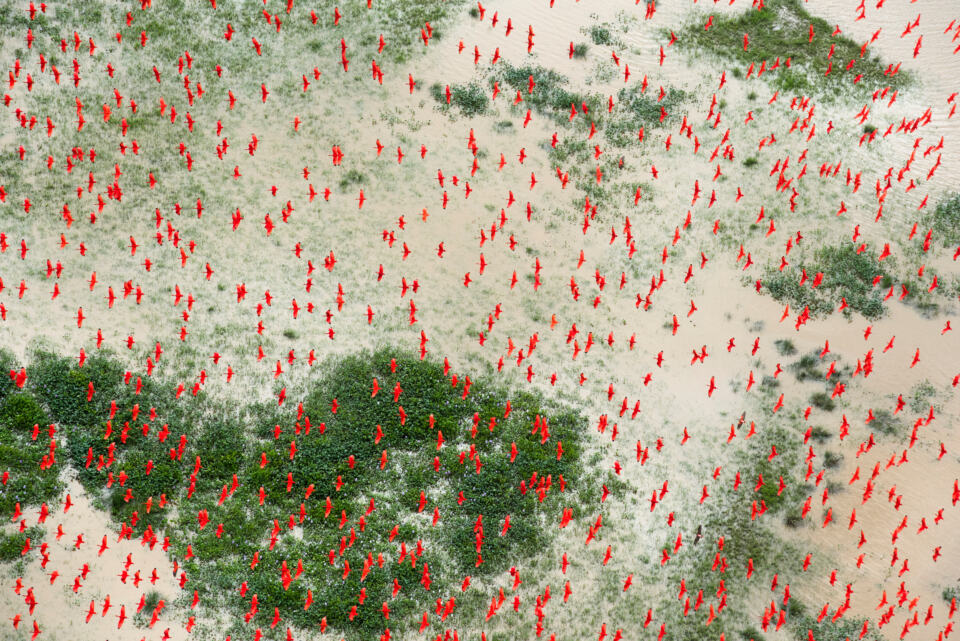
left=922, top=192, right=960, bottom=247
left=589, top=25, right=612, bottom=45
left=8, top=347, right=588, bottom=640
left=809, top=392, right=836, bottom=412
left=338, top=169, right=367, bottom=191
left=606, top=85, right=686, bottom=146
left=429, top=81, right=489, bottom=116
left=774, top=339, right=797, bottom=356
left=793, top=614, right=883, bottom=641
left=823, top=450, right=842, bottom=469
left=0, top=526, right=43, bottom=562
left=790, top=354, right=821, bottom=381
left=680, top=0, right=908, bottom=99
left=740, top=626, right=766, bottom=641
left=943, top=585, right=960, bottom=604
left=909, top=381, right=936, bottom=414
left=765, top=244, right=889, bottom=319
left=572, top=43, right=589, bottom=58
left=809, top=426, right=831, bottom=443
left=0, top=389, right=63, bottom=514
left=870, top=409, right=901, bottom=436
left=496, top=63, right=601, bottom=128
left=0, top=349, right=18, bottom=402
left=743, top=156, right=759, bottom=168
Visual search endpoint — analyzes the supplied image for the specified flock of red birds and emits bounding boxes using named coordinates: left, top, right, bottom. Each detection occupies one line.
left=2, top=0, right=960, bottom=640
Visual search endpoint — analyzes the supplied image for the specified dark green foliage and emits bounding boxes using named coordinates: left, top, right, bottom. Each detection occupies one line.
left=430, top=82, right=490, bottom=115
left=572, top=43, right=589, bottom=58
left=338, top=169, right=367, bottom=191
left=496, top=63, right=602, bottom=127
left=680, top=0, right=907, bottom=99
left=765, top=244, right=889, bottom=319
left=943, top=585, right=960, bottom=604
left=774, top=339, right=797, bottom=356
left=8, top=347, right=586, bottom=640
left=922, top=192, right=960, bottom=247
left=740, top=627, right=766, bottom=641
left=743, top=156, right=759, bottom=167
left=0, top=390, right=62, bottom=513
left=0, top=526, right=43, bottom=562
left=793, top=614, right=882, bottom=641
left=606, top=85, right=686, bottom=146
left=0, top=393, right=48, bottom=432
left=823, top=451, right=842, bottom=469
left=809, top=426, right=831, bottom=443
left=589, top=25, right=612, bottom=45
left=869, top=409, right=901, bottom=436
left=790, top=354, right=821, bottom=381
left=809, top=392, right=836, bottom=412
left=783, top=508, right=803, bottom=528
left=0, top=349, right=17, bottom=402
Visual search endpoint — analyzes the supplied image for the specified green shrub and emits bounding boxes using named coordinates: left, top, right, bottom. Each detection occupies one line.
left=809, top=392, right=836, bottom=412
left=870, top=409, right=901, bottom=436
left=0, top=393, right=48, bottom=432
left=0, top=349, right=17, bottom=402
left=766, top=244, right=888, bottom=319
left=809, top=426, right=831, bottom=443
left=606, top=85, right=686, bottom=146
left=338, top=169, right=366, bottom=191
left=441, top=82, right=489, bottom=116
left=679, top=0, right=908, bottom=99
left=589, top=25, right=612, bottom=45
left=823, top=451, right=842, bottom=469
left=0, top=526, right=43, bottom=561
left=922, top=193, right=960, bottom=247
left=774, top=339, right=797, bottom=355
left=496, top=63, right=601, bottom=127
left=13, top=347, right=586, bottom=640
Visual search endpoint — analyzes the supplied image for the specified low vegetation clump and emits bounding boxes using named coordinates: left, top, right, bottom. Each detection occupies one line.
left=774, top=339, right=797, bottom=356
left=430, top=81, right=490, bottom=116
left=0, top=357, right=65, bottom=515
left=495, top=63, right=603, bottom=127
left=2, top=348, right=587, bottom=640
left=637, top=423, right=810, bottom=640
left=680, top=0, right=908, bottom=99
left=605, top=85, right=686, bottom=146
left=809, top=391, right=836, bottom=412
left=589, top=25, right=613, bottom=46
left=765, top=244, right=889, bottom=319
left=921, top=192, right=960, bottom=248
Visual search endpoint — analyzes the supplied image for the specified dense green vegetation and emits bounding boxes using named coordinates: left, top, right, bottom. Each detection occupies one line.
left=0, top=350, right=64, bottom=516
left=495, top=63, right=604, bottom=127
left=0, top=347, right=587, bottom=640
left=430, top=81, right=490, bottom=116
left=764, top=244, right=889, bottom=319
left=605, top=85, right=687, bottom=146
left=922, top=192, right=960, bottom=247
left=680, top=0, right=908, bottom=98
left=632, top=419, right=880, bottom=641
